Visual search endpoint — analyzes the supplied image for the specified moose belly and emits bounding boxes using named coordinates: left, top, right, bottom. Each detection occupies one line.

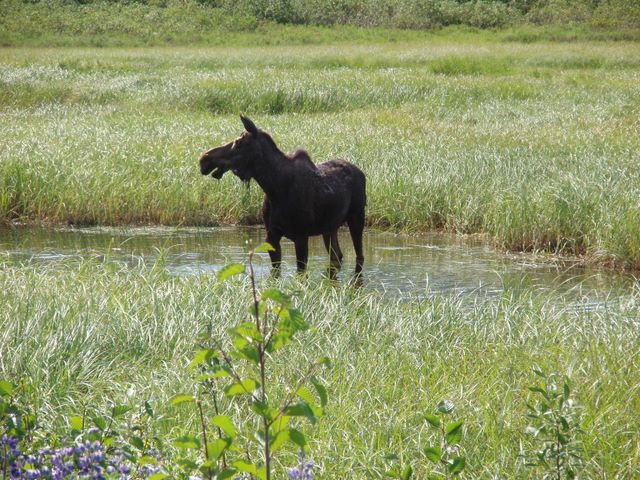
left=276, top=208, right=349, bottom=240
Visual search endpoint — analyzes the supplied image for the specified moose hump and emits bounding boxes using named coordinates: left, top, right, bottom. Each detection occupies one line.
left=289, top=149, right=313, bottom=165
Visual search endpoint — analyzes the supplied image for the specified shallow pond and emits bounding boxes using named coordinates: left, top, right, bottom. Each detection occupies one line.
left=0, top=226, right=636, bottom=309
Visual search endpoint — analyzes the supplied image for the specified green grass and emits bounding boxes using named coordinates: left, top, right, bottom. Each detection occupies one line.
left=1, top=0, right=639, bottom=47
left=1, top=39, right=639, bottom=267
left=0, top=255, right=638, bottom=477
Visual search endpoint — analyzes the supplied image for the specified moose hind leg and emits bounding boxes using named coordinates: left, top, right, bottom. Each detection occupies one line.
left=323, top=231, right=343, bottom=279
left=347, top=214, right=365, bottom=276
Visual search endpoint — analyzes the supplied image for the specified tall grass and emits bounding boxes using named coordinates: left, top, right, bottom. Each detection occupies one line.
left=0, top=255, right=638, bottom=477
left=1, top=41, right=639, bottom=267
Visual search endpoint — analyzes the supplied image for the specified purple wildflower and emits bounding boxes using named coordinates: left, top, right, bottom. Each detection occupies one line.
left=287, top=450, right=315, bottom=480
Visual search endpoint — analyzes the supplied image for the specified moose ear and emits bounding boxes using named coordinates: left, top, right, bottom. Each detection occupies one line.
left=240, top=115, right=258, bottom=136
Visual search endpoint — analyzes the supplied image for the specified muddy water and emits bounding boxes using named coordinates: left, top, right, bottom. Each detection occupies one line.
left=0, top=226, right=636, bottom=307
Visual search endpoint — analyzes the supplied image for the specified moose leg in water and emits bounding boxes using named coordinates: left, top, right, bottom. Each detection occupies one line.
left=323, top=231, right=343, bottom=279
left=348, top=212, right=365, bottom=276
left=266, top=233, right=283, bottom=277
left=294, top=237, right=309, bottom=273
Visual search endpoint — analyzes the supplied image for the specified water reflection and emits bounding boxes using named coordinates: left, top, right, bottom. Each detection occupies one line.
left=0, top=226, right=636, bottom=308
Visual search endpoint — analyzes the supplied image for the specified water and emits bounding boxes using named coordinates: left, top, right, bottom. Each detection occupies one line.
left=0, top=226, right=636, bottom=307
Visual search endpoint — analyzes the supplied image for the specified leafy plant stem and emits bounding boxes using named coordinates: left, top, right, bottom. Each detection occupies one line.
left=196, top=399, right=212, bottom=480
left=209, top=385, right=228, bottom=470
left=248, top=251, right=272, bottom=480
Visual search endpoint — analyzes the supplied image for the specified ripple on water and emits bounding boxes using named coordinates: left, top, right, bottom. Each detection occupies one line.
left=0, top=226, right=636, bottom=306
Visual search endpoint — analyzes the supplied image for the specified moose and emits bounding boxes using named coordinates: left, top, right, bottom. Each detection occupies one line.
left=199, top=116, right=366, bottom=278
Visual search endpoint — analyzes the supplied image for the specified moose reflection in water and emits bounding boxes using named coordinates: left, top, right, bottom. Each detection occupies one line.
left=199, top=116, right=366, bottom=278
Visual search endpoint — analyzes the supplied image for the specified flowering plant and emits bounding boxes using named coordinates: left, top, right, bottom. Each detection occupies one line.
left=169, top=245, right=327, bottom=480
left=0, top=380, right=164, bottom=480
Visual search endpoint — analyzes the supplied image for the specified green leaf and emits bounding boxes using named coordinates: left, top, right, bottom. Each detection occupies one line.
left=261, top=288, right=291, bottom=306
left=437, top=400, right=455, bottom=414
left=232, top=322, right=262, bottom=342
left=296, top=386, right=316, bottom=407
left=171, top=394, right=195, bottom=406
left=250, top=400, right=274, bottom=421
left=401, top=464, right=413, bottom=480
left=93, top=415, right=107, bottom=431
left=232, top=460, right=257, bottom=474
left=232, top=341, right=260, bottom=365
left=288, top=428, right=307, bottom=449
left=284, top=402, right=316, bottom=424
left=173, top=435, right=200, bottom=450
left=278, top=307, right=308, bottom=331
left=424, top=446, right=443, bottom=463
left=532, top=366, right=545, bottom=377
left=318, top=356, right=332, bottom=369
left=424, top=414, right=441, bottom=428
left=270, top=415, right=291, bottom=435
left=446, top=420, right=464, bottom=444
left=269, top=429, right=289, bottom=452
left=217, top=469, right=239, bottom=480
left=224, top=379, right=258, bottom=397
left=249, top=301, right=268, bottom=318
left=528, top=386, right=548, bottom=395
left=256, top=466, right=268, bottom=480
left=148, top=474, right=169, bottom=480
left=212, top=415, right=236, bottom=439
left=563, top=380, right=571, bottom=402
left=207, top=438, right=232, bottom=460
left=177, top=458, right=198, bottom=470
left=0, top=380, right=13, bottom=397
left=217, top=263, right=245, bottom=282
left=310, top=377, right=328, bottom=407
left=196, top=367, right=232, bottom=382
left=189, top=349, right=218, bottom=371
left=112, top=404, right=132, bottom=417
left=69, top=415, right=84, bottom=432
left=130, top=435, right=144, bottom=450
left=144, top=401, right=155, bottom=418
left=254, top=243, right=275, bottom=253
left=529, top=386, right=551, bottom=402
left=138, top=456, right=159, bottom=466
left=448, top=456, right=465, bottom=475
left=267, top=330, right=293, bottom=352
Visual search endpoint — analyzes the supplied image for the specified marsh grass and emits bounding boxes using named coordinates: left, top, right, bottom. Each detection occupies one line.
left=1, top=40, right=639, bottom=267
left=0, top=256, right=638, bottom=477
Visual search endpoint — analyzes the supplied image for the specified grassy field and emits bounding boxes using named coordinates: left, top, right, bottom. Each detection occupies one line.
left=1, top=29, right=640, bottom=477
left=1, top=38, right=640, bottom=268
left=0, top=254, right=638, bottom=478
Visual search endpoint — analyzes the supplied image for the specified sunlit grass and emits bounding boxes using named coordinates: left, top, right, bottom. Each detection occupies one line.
left=0, top=256, right=638, bottom=477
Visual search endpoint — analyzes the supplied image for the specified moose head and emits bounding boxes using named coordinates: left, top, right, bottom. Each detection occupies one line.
left=199, top=115, right=262, bottom=182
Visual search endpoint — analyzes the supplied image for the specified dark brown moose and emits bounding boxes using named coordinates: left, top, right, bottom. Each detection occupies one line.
left=199, top=116, right=366, bottom=278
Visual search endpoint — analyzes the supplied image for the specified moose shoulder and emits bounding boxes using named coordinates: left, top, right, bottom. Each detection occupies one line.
left=199, top=115, right=366, bottom=277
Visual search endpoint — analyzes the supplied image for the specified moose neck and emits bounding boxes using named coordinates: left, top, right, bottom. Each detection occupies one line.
left=251, top=136, right=292, bottom=201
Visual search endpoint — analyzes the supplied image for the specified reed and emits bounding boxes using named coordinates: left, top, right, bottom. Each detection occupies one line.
left=1, top=39, right=639, bottom=267
left=0, top=255, right=638, bottom=477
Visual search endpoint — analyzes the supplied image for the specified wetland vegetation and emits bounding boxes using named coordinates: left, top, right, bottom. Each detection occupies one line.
left=1, top=1, right=640, bottom=477
left=1, top=39, right=640, bottom=268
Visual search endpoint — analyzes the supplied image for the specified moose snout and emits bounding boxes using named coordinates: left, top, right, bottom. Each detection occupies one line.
left=199, top=152, right=216, bottom=175
left=199, top=154, right=208, bottom=175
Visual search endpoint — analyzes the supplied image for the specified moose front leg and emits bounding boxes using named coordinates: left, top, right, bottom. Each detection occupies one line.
left=266, top=232, right=282, bottom=277
left=294, top=237, right=309, bottom=273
